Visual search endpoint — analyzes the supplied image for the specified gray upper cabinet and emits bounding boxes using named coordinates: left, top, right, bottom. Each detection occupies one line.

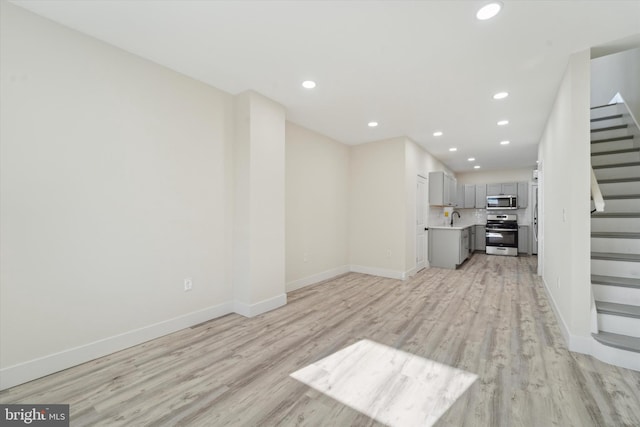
left=429, top=171, right=457, bottom=206
left=517, top=182, right=528, bottom=208
left=502, top=182, right=518, bottom=195
left=475, top=184, right=486, bottom=208
left=464, top=184, right=475, bottom=208
left=448, top=174, right=457, bottom=206
left=454, top=180, right=529, bottom=209
left=457, top=183, right=465, bottom=208
left=487, top=182, right=517, bottom=196
left=486, top=183, right=502, bottom=196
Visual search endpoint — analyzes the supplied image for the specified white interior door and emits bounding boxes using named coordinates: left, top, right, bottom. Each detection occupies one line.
left=416, top=176, right=427, bottom=271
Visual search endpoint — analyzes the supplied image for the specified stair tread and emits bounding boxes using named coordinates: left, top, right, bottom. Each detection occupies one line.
left=595, top=301, right=640, bottom=318
left=591, top=103, right=621, bottom=110
left=591, top=135, right=634, bottom=144
left=591, top=124, right=628, bottom=133
left=591, top=148, right=640, bottom=156
left=597, top=177, right=640, bottom=183
left=591, top=252, right=640, bottom=262
left=591, top=114, right=624, bottom=123
left=602, top=194, right=640, bottom=200
left=591, top=212, right=640, bottom=218
left=591, top=231, right=640, bottom=239
left=592, top=331, right=640, bottom=353
left=592, top=161, right=640, bottom=169
left=591, top=274, right=640, bottom=289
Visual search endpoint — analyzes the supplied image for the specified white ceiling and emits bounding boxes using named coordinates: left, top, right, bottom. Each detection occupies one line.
left=10, top=0, right=640, bottom=172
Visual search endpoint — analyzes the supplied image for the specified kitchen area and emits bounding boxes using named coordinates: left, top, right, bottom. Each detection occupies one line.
left=426, top=170, right=538, bottom=270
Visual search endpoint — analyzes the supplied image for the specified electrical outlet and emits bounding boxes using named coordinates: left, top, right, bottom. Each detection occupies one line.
left=184, top=278, right=193, bottom=292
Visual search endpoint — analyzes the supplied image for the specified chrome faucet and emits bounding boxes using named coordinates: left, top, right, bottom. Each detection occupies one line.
left=451, top=210, right=461, bottom=226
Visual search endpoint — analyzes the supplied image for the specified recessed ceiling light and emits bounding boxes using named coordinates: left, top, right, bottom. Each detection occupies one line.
left=468, top=157, right=476, bottom=162
left=368, top=121, right=378, bottom=127
left=302, top=80, right=316, bottom=89
left=449, top=147, right=457, bottom=152
left=497, top=120, right=509, bottom=126
left=474, top=165, right=481, bottom=169
left=500, top=140, right=510, bottom=145
left=476, top=2, right=502, bottom=20
left=493, top=92, right=509, bottom=100
left=433, top=131, right=443, bottom=137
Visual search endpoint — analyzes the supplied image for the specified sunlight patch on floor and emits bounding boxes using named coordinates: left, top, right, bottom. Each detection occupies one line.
left=290, top=339, right=477, bottom=427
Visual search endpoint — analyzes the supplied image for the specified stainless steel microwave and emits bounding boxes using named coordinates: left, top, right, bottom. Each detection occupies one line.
left=486, top=195, right=517, bottom=210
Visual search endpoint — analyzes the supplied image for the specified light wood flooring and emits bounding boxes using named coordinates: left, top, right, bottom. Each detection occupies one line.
left=1, top=254, right=639, bottom=426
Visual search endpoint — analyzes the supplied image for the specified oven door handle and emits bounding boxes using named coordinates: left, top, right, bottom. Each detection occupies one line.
left=486, top=228, right=516, bottom=232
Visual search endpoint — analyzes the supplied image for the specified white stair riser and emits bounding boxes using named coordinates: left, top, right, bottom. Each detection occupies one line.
left=594, top=165, right=640, bottom=180
left=591, top=151, right=640, bottom=165
left=591, top=217, right=640, bottom=233
left=599, top=181, right=640, bottom=196
left=591, top=128, right=631, bottom=141
left=591, top=116, right=626, bottom=129
left=591, top=105, right=623, bottom=119
left=593, top=284, right=640, bottom=305
left=597, top=313, right=640, bottom=338
left=591, top=237, right=640, bottom=254
left=591, top=139, right=636, bottom=153
left=591, top=259, right=640, bottom=278
left=592, top=199, right=640, bottom=212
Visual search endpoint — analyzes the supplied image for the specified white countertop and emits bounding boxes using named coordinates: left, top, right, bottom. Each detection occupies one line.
left=428, top=222, right=531, bottom=230
left=428, top=224, right=479, bottom=230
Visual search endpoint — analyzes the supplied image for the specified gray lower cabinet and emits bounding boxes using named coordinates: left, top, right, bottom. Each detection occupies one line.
left=460, top=227, right=470, bottom=263
left=428, top=227, right=472, bottom=269
left=470, top=226, right=476, bottom=252
left=518, top=225, right=529, bottom=255
left=475, top=225, right=486, bottom=251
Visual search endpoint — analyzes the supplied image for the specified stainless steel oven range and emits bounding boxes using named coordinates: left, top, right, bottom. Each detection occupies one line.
left=486, top=214, right=518, bottom=256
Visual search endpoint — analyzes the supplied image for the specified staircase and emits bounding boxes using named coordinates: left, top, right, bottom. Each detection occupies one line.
left=590, top=102, right=640, bottom=362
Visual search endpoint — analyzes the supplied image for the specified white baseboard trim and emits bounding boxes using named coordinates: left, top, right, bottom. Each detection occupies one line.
left=590, top=339, right=640, bottom=371
left=286, top=265, right=350, bottom=292
left=541, top=277, right=572, bottom=345
left=350, top=265, right=406, bottom=280
left=405, top=266, right=419, bottom=278
left=233, top=293, right=287, bottom=318
left=541, top=278, right=639, bottom=371
left=0, top=301, right=234, bottom=391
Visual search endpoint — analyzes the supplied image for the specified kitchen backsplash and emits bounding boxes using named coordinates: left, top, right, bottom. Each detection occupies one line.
left=429, top=206, right=531, bottom=226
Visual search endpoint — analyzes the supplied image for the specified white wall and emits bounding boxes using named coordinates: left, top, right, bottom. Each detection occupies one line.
left=0, top=2, right=236, bottom=387
left=591, top=47, right=640, bottom=122
left=233, top=91, right=286, bottom=313
left=404, top=139, right=454, bottom=271
left=537, top=49, right=592, bottom=347
left=349, top=138, right=407, bottom=277
left=285, top=122, right=349, bottom=290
